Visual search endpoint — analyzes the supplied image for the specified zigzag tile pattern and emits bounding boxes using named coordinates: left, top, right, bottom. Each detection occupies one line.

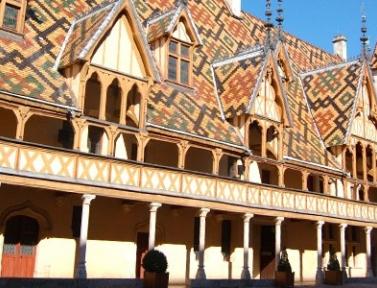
left=302, top=62, right=362, bottom=147
left=284, top=76, right=338, bottom=167
left=214, top=53, right=264, bottom=118
left=59, top=2, right=116, bottom=68
left=147, top=9, right=175, bottom=43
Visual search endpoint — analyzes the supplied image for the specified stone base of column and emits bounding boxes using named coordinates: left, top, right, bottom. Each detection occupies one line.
left=196, top=266, right=206, bottom=280
left=315, top=268, right=323, bottom=285
left=241, top=267, right=251, bottom=280
left=76, top=262, right=87, bottom=279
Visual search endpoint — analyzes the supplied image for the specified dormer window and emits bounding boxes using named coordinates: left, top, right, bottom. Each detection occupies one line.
left=168, top=39, right=191, bottom=85
left=0, top=0, right=27, bottom=34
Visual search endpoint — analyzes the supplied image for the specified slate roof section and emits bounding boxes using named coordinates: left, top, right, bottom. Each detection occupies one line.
left=302, top=61, right=362, bottom=147
left=213, top=48, right=265, bottom=119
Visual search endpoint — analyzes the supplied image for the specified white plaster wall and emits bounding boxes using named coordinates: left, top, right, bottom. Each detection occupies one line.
left=157, top=244, right=187, bottom=284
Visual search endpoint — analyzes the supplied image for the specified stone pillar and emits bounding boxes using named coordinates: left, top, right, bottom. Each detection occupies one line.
left=196, top=208, right=210, bottom=280
left=275, top=217, right=284, bottom=270
left=365, top=226, right=373, bottom=277
left=339, top=223, right=348, bottom=279
left=241, top=213, right=254, bottom=280
left=316, top=221, right=325, bottom=284
left=148, top=202, right=161, bottom=250
left=77, top=194, right=96, bottom=279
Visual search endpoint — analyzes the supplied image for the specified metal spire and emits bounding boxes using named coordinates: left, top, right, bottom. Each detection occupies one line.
left=360, top=5, right=369, bottom=59
left=265, top=0, right=274, bottom=50
left=276, top=0, right=284, bottom=40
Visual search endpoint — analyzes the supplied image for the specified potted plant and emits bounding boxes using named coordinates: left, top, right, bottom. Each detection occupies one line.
left=142, top=249, right=169, bottom=288
left=324, top=249, right=343, bottom=285
left=275, top=248, right=294, bottom=288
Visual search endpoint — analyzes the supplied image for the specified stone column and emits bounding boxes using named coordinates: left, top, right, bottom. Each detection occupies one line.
left=275, top=217, right=284, bottom=270
left=339, top=223, right=348, bottom=279
left=365, top=226, right=373, bottom=277
left=148, top=202, right=161, bottom=250
left=316, top=221, right=325, bottom=285
left=196, top=208, right=210, bottom=280
left=241, top=213, right=254, bottom=280
left=77, top=194, right=96, bottom=279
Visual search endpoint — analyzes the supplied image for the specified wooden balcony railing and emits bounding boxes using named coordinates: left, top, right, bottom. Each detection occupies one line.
left=0, top=139, right=376, bottom=223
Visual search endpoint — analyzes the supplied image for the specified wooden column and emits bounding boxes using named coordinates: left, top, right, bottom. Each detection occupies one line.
left=137, top=134, right=149, bottom=162
left=352, top=147, right=357, bottom=180
left=261, top=125, right=267, bottom=158
left=302, top=171, right=309, bottom=191
left=178, top=141, right=189, bottom=169
left=212, top=148, right=222, bottom=175
left=323, top=175, right=329, bottom=195
left=362, top=144, right=367, bottom=182
left=278, top=166, right=285, bottom=188
left=99, top=76, right=111, bottom=120
left=15, top=106, right=31, bottom=140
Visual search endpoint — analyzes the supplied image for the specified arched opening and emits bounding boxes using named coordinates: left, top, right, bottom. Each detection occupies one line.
left=0, top=107, right=17, bottom=138
left=144, top=139, right=178, bottom=168
left=1, top=215, right=39, bottom=277
left=358, top=186, right=365, bottom=201
left=355, top=142, right=363, bottom=180
left=369, top=187, right=377, bottom=203
left=249, top=121, right=262, bottom=156
left=219, top=154, right=242, bottom=178
left=307, top=174, right=324, bottom=193
left=84, top=73, right=101, bottom=119
left=114, top=133, right=138, bottom=161
left=258, top=163, right=278, bottom=185
left=106, top=79, right=122, bottom=123
left=266, top=125, right=279, bottom=160
left=366, top=145, right=374, bottom=182
left=24, top=115, right=74, bottom=149
left=126, top=84, right=141, bottom=128
left=87, top=126, right=108, bottom=155
left=345, top=149, right=354, bottom=177
left=185, top=147, right=213, bottom=174
left=284, top=168, right=302, bottom=190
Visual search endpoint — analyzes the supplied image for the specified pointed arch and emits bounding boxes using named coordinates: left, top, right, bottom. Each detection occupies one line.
left=126, top=84, right=141, bottom=127
left=106, top=78, right=122, bottom=123
left=84, top=72, right=101, bottom=119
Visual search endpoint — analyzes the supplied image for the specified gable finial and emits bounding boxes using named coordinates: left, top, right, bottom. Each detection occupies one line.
left=265, top=0, right=274, bottom=50
left=276, top=0, right=284, bottom=41
left=360, top=4, right=369, bottom=59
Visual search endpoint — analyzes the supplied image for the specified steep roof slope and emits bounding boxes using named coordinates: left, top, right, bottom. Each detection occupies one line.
left=302, top=62, right=362, bottom=147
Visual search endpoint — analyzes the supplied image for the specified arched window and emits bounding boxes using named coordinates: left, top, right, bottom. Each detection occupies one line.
left=106, top=79, right=121, bottom=123
left=87, top=126, right=108, bottom=155
left=355, top=143, right=363, bottom=180
left=366, top=145, right=374, bottom=182
left=84, top=74, right=101, bottom=119
left=114, top=133, right=138, bottom=161
left=249, top=121, right=262, bottom=156
left=266, top=126, right=279, bottom=160
left=345, top=149, right=354, bottom=177
left=126, top=84, right=141, bottom=127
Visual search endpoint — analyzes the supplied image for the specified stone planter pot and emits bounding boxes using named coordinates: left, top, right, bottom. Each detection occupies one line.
left=324, top=270, right=343, bottom=285
left=143, top=271, right=169, bottom=288
left=275, top=271, right=294, bottom=288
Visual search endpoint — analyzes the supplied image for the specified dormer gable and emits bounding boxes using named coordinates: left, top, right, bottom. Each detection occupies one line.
left=274, top=42, right=294, bottom=84
left=56, top=0, right=159, bottom=81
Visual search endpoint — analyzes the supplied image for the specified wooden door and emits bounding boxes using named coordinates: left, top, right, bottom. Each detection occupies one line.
left=260, top=225, right=275, bottom=279
left=136, top=232, right=149, bottom=279
left=1, top=215, right=39, bottom=278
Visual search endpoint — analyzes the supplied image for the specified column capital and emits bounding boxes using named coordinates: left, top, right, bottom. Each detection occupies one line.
left=243, top=213, right=254, bottom=222
left=149, top=202, right=162, bottom=212
left=198, top=208, right=210, bottom=218
left=82, top=194, right=96, bottom=205
left=339, top=223, right=348, bottom=230
left=316, top=221, right=325, bottom=227
left=364, top=226, right=373, bottom=234
left=275, top=216, right=284, bottom=225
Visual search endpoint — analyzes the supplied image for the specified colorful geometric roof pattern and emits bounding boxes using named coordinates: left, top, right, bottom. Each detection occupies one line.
left=147, top=83, right=242, bottom=146
left=214, top=48, right=265, bottom=118
left=58, top=1, right=118, bottom=68
left=302, top=62, right=362, bottom=147
left=147, top=9, right=176, bottom=43
left=284, top=75, right=338, bottom=167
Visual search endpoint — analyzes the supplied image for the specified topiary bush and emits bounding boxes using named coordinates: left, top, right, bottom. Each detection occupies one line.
left=142, top=249, right=168, bottom=273
left=277, top=248, right=292, bottom=273
left=327, top=248, right=341, bottom=271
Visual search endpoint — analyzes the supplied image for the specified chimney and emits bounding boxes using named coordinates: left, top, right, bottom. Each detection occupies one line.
left=332, top=35, right=347, bottom=61
left=226, top=0, right=241, bottom=18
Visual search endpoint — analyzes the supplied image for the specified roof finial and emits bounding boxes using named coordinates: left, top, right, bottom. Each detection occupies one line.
left=265, top=0, right=274, bottom=50
left=276, top=0, right=284, bottom=40
left=360, top=4, right=369, bottom=59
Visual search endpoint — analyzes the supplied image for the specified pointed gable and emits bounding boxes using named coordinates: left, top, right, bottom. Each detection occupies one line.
left=56, top=0, right=159, bottom=80
left=302, top=61, right=362, bottom=147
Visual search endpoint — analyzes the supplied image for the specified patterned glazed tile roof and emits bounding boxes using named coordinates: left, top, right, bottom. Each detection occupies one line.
left=214, top=48, right=265, bottom=118
left=284, top=75, right=339, bottom=167
left=147, top=83, right=243, bottom=146
left=302, top=61, right=362, bottom=147
left=146, top=9, right=176, bottom=43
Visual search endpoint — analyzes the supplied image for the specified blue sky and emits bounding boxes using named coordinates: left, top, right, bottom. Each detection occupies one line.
left=242, top=0, right=377, bottom=59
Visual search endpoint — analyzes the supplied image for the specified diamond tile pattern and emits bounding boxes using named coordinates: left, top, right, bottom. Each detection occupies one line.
left=302, top=62, right=362, bottom=147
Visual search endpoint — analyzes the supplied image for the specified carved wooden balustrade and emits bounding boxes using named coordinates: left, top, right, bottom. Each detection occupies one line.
left=0, top=138, right=376, bottom=223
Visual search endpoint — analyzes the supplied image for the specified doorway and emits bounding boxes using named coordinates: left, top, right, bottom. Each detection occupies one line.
left=1, top=215, right=39, bottom=277
left=136, top=232, right=149, bottom=279
left=260, top=225, right=275, bottom=279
